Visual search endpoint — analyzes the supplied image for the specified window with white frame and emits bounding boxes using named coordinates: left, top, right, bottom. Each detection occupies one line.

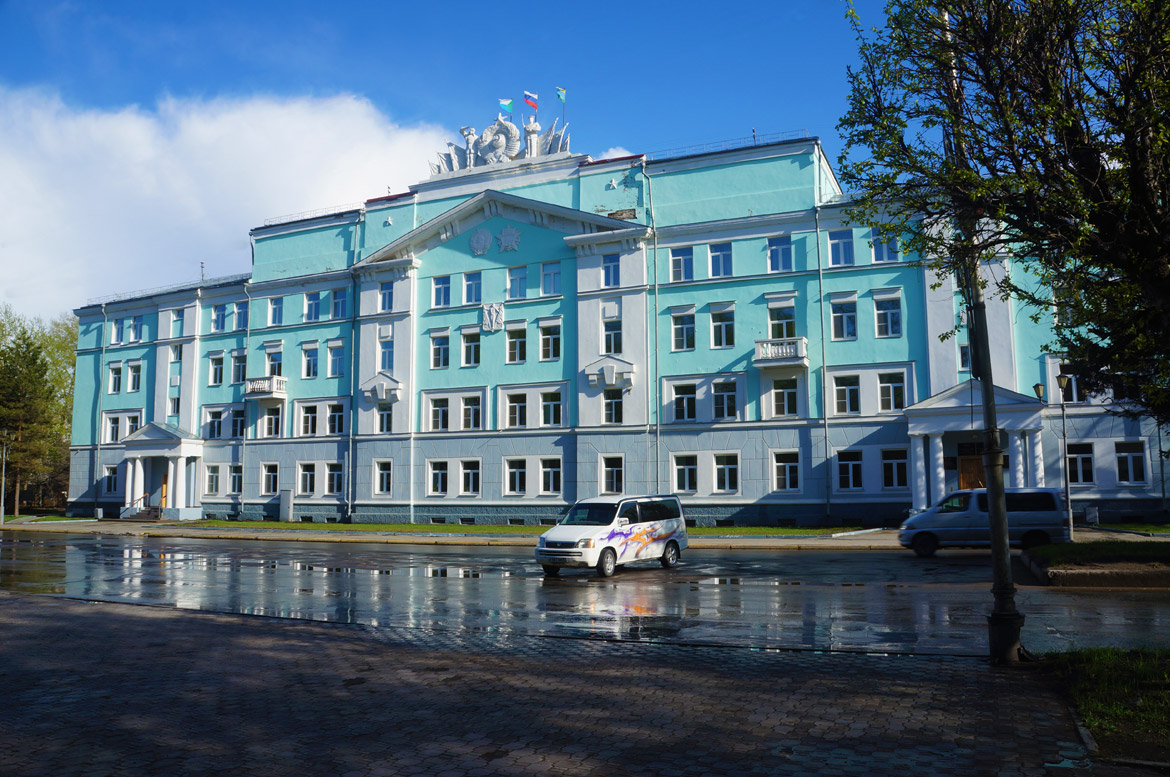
left=462, top=396, right=482, bottom=430
left=267, top=350, right=282, bottom=377
left=462, top=332, right=479, bottom=367
left=959, top=344, right=972, bottom=371
left=230, top=409, right=245, bottom=438
left=129, top=316, right=142, bottom=342
left=127, top=414, right=140, bottom=435
left=209, top=355, right=224, bottom=386
left=432, top=335, right=450, bottom=369
left=540, top=324, right=560, bottom=360
left=831, top=301, right=857, bottom=340
left=235, top=301, right=249, bottom=331
left=541, top=459, right=562, bottom=495
left=229, top=465, right=243, bottom=495
left=711, top=310, right=735, bottom=348
left=262, top=464, right=279, bottom=495
left=464, top=272, right=481, bottom=304
left=212, top=304, right=227, bottom=332
left=879, top=373, right=906, bottom=411
left=301, top=406, right=317, bottom=436
left=305, top=292, right=321, bottom=322
left=169, top=397, right=180, bottom=416
left=709, top=242, right=732, bottom=278
left=713, top=381, right=738, bottom=420
left=379, top=281, right=394, bottom=312
left=835, top=375, right=861, bottom=415
left=1067, top=443, right=1094, bottom=484
left=111, top=318, right=125, bottom=344
left=773, top=378, right=798, bottom=417
left=506, top=329, right=526, bottom=364
left=376, top=461, right=393, bottom=495
left=327, top=404, right=344, bottom=435
left=332, top=288, right=347, bottom=319
left=433, top=276, right=451, bottom=308
left=298, top=463, right=316, bottom=495
left=715, top=454, right=739, bottom=492
left=461, top=460, right=480, bottom=495
left=829, top=230, right=854, bottom=266
left=541, top=391, right=562, bottom=426
left=171, top=309, right=184, bottom=337
left=377, top=404, right=392, bottom=433
left=107, top=415, right=121, bottom=442
left=672, top=312, right=695, bottom=351
left=264, top=406, right=282, bottom=438
left=602, top=254, right=620, bottom=288
left=171, top=343, right=183, bottom=363
left=838, top=451, right=863, bottom=489
left=104, top=465, right=118, bottom=494
left=430, top=461, right=449, bottom=495
left=328, top=345, right=344, bottom=377
left=675, top=455, right=698, bottom=492
left=380, top=340, right=394, bottom=372
left=207, top=410, right=223, bottom=439
left=507, top=394, right=527, bottom=428
left=205, top=465, right=220, bottom=495
left=1059, top=365, right=1087, bottom=402
left=269, top=297, right=283, bottom=326
left=302, top=347, right=318, bottom=378
left=108, top=365, right=122, bottom=394
left=603, top=457, right=624, bottom=494
left=673, top=384, right=697, bottom=422
left=603, top=319, right=622, bottom=355
left=431, top=398, right=449, bottom=431
left=326, top=463, right=343, bottom=495
left=603, top=389, right=623, bottom=424
left=768, top=235, right=793, bottom=273
left=506, top=459, right=527, bottom=495
left=769, top=306, right=796, bottom=339
left=1116, top=442, right=1147, bottom=484
left=541, top=262, right=561, bottom=295
left=128, top=363, right=141, bottom=392
left=507, top=266, right=527, bottom=299
left=774, top=452, right=799, bottom=491
left=873, top=238, right=899, bottom=263
left=232, top=354, right=246, bottom=384
left=875, top=296, right=903, bottom=338
left=882, top=449, right=908, bottom=488
left=671, top=247, right=694, bottom=282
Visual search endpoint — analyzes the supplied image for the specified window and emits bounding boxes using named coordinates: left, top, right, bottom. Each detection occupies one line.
left=542, top=392, right=562, bottom=426
left=171, top=309, right=184, bottom=337
left=769, top=307, right=796, bottom=339
left=879, top=373, right=906, bottom=411
left=462, top=333, right=479, bottom=367
left=673, top=384, right=696, bottom=421
left=507, top=394, right=527, bottom=428
left=715, top=454, right=739, bottom=492
left=774, top=452, right=799, bottom=491
left=541, top=262, right=561, bottom=295
left=332, top=288, right=347, bottom=319
left=328, top=345, right=344, bottom=377
left=603, top=457, right=623, bottom=494
left=430, top=461, right=449, bottom=495
left=1060, top=365, right=1087, bottom=402
left=540, top=325, right=560, bottom=360
left=123, top=364, right=140, bottom=394
left=267, top=351, right=282, bottom=377
left=207, top=410, right=223, bottom=439
left=229, top=465, right=243, bottom=495
left=380, top=340, right=394, bottom=372
left=602, top=254, right=620, bottom=288
left=675, top=455, right=698, bottom=492
left=506, top=329, right=526, bottom=364
left=506, top=459, right=527, bottom=495
left=713, top=381, right=738, bottom=420
left=1067, top=443, right=1094, bottom=484
left=875, top=297, right=902, bottom=338
left=169, top=397, right=180, bottom=416
left=301, top=347, right=317, bottom=378
left=831, top=301, right=858, bottom=340
left=326, top=463, right=343, bottom=496
left=380, top=281, right=394, bottom=312
left=269, top=297, right=283, bottom=326
left=829, top=230, right=854, bottom=267
left=377, top=404, right=393, bottom=433
left=462, top=396, right=482, bottom=430
left=129, top=316, right=143, bottom=342
left=376, top=462, right=393, bottom=494
left=768, top=236, right=793, bottom=273
left=835, top=375, right=861, bottom=415
left=232, top=354, right=246, bottom=384
left=541, top=459, right=562, bottom=495
left=464, top=272, right=481, bottom=305
left=873, top=238, right=899, bottom=263
left=112, top=318, right=124, bottom=344
left=127, top=414, right=140, bottom=435
left=262, top=464, right=279, bottom=495
left=305, top=292, right=321, bottom=322
left=711, top=310, right=735, bottom=348
left=205, top=465, right=220, bottom=495
left=210, top=356, right=224, bottom=386
left=603, top=319, right=622, bottom=355
left=670, top=247, right=694, bottom=282
left=672, top=313, right=695, bottom=351
left=108, top=366, right=122, bottom=394
left=773, top=379, right=798, bottom=416
left=462, top=461, right=481, bottom=496
left=212, top=304, right=227, bottom=332
left=171, top=343, right=183, bottom=363
left=433, top=276, right=451, bottom=308
left=882, top=449, right=908, bottom=488
left=104, top=465, right=119, bottom=494
left=431, top=335, right=449, bottom=369
left=264, top=406, right=282, bottom=438
left=838, top=451, right=863, bottom=489
left=507, top=266, right=527, bottom=299
left=299, top=463, right=316, bottom=495
left=327, top=404, right=344, bottom=435
left=1116, top=442, right=1147, bottom=484
left=709, top=242, right=732, bottom=278
left=234, top=302, right=248, bottom=331
left=431, top=398, right=449, bottom=431
left=230, top=409, right=245, bottom=438
left=604, top=389, right=623, bottom=424
left=959, top=344, right=971, bottom=371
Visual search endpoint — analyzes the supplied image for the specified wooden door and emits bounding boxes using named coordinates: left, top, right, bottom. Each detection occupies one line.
left=160, top=471, right=169, bottom=508
left=958, top=457, right=985, bottom=489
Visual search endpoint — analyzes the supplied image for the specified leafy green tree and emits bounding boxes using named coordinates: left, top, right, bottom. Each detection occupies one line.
left=838, top=0, right=1170, bottom=425
left=0, top=325, right=55, bottom=518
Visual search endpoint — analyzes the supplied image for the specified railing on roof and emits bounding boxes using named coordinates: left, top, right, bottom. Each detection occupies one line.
left=645, top=130, right=811, bottom=162
left=86, top=273, right=251, bottom=306
left=263, top=203, right=365, bottom=227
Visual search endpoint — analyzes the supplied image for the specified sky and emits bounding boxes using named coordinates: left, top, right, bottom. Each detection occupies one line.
left=0, top=0, right=884, bottom=319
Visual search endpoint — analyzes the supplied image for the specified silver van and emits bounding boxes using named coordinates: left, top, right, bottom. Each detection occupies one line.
left=898, top=488, right=1070, bottom=557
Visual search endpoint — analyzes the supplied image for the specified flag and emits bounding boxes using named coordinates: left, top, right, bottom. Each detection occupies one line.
left=524, top=91, right=538, bottom=110
left=499, top=98, right=513, bottom=113
left=556, top=87, right=566, bottom=103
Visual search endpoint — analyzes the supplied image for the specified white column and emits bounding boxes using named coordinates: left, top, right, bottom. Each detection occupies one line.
left=133, top=458, right=145, bottom=505
left=123, top=458, right=135, bottom=508
left=166, top=457, right=176, bottom=507
left=1008, top=432, right=1025, bottom=488
left=174, top=457, right=187, bottom=509
left=929, top=434, right=946, bottom=505
left=1028, top=430, right=1046, bottom=487
left=909, top=434, right=926, bottom=512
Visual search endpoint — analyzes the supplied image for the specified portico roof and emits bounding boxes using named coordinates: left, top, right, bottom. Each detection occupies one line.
left=120, top=421, right=204, bottom=458
left=904, top=379, right=1044, bottom=435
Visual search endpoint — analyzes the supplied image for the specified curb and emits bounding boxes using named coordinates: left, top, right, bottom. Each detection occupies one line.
left=1021, top=550, right=1170, bottom=588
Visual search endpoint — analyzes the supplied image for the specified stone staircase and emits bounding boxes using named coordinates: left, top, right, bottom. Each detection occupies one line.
left=101, top=506, right=164, bottom=522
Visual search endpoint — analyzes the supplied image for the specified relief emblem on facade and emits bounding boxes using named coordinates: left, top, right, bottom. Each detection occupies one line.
left=469, top=228, right=492, bottom=256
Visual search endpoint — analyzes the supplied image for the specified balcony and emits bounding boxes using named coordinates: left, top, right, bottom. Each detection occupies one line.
left=245, top=375, right=287, bottom=399
left=753, top=337, right=809, bottom=368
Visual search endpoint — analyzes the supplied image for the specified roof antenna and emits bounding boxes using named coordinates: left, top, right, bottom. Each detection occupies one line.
left=752, top=128, right=757, bottom=144
left=200, top=262, right=205, bottom=281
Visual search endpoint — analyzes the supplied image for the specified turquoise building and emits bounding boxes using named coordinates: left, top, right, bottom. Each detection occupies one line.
left=68, top=119, right=1166, bottom=525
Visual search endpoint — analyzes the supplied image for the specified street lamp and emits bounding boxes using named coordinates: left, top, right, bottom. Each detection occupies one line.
left=0, top=429, right=9, bottom=527
left=1055, top=374, right=1074, bottom=540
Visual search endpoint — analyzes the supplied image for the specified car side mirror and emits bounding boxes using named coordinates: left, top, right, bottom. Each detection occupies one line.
left=617, top=516, right=629, bottom=526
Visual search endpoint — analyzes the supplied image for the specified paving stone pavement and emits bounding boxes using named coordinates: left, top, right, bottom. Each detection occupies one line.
left=0, top=592, right=1161, bottom=777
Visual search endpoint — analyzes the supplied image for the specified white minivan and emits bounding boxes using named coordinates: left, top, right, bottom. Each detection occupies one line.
left=535, top=495, right=689, bottom=577
left=898, top=487, right=1070, bottom=557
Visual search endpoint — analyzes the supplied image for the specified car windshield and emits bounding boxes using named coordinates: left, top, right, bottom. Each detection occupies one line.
left=560, top=504, right=618, bottom=526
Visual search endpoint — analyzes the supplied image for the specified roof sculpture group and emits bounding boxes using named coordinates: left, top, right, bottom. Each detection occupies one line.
left=430, top=114, right=571, bottom=176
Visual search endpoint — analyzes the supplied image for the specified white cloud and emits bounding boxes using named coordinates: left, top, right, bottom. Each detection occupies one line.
left=597, top=146, right=634, bottom=160
left=0, top=88, right=450, bottom=318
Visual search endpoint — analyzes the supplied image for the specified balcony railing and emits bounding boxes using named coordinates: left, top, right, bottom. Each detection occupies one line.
left=245, top=375, right=288, bottom=398
left=753, top=337, right=809, bottom=368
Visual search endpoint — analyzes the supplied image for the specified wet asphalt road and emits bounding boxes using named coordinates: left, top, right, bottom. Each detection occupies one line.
left=2, top=531, right=1168, bottom=656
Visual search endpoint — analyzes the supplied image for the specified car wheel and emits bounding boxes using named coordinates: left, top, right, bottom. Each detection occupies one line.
left=660, top=541, right=680, bottom=569
left=912, top=533, right=939, bottom=558
left=541, top=565, right=560, bottom=577
left=1021, top=531, right=1050, bottom=550
left=596, top=548, right=617, bottom=578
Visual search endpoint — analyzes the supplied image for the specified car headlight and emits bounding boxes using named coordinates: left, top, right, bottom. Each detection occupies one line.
left=537, top=537, right=546, bottom=548
left=575, top=538, right=594, bottom=549
left=899, top=523, right=909, bottom=531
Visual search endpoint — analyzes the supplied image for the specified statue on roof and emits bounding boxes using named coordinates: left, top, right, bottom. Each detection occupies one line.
left=430, top=112, right=571, bottom=175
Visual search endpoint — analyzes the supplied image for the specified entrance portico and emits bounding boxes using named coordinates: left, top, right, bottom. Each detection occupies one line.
left=119, top=422, right=204, bottom=520
left=903, top=379, right=1046, bottom=512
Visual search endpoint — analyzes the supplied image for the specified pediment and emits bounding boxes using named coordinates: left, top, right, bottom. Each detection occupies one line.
left=122, top=421, right=197, bottom=444
left=360, top=371, right=403, bottom=402
left=584, top=356, right=636, bottom=389
left=906, top=379, right=1042, bottom=413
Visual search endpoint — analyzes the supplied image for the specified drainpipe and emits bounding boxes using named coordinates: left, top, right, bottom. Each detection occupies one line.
left=94, top=303, right=109, bottom=516
left=241, top=282, right=252, bottom=519
left=641, top=160, right=661, bottom=492
left=345, top=211, right=365, bottom=521
left=408, top=269, right=417, bottom=524
left=814, top=199, right=832, bottom=523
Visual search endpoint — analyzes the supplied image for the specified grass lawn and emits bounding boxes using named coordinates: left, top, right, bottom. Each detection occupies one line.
left=1028, top=541, right=1170, bottom=568
left=1097, top=523, right=1170, bottom=535
left=30, top=515, right=90, bottom=522
left=188, top=519, right=862, bottom=536
left=1043, top=648, right=1169, bottom=761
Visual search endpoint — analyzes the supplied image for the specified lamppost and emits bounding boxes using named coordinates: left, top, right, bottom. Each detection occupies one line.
left=0, top=429, right=9, bottom=527
left=1055, top=374, right=1074, bottom=540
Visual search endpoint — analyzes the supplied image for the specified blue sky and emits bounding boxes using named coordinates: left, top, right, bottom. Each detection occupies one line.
left=0, top=0, right=882, bottom=317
